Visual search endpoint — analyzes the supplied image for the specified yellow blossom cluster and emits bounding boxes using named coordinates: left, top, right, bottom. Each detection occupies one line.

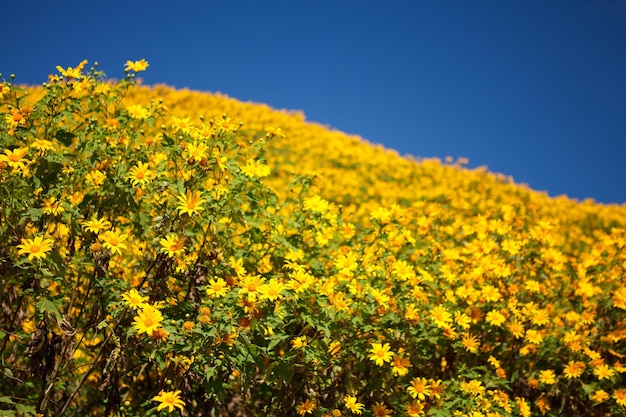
left=1, top=60, right=625, bottom=417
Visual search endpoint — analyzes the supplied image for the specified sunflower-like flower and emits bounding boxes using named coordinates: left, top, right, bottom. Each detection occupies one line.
left=127, top=161, right=154, bottom=187
left=17, top=236, right=54, bottom=261
left=176, top=190, right=206, bottom=216
left=124, top=59, right=149, bottom=73
left=132, top=304, right=164, bottom=336
left=152, top=389, right=185, bottom=413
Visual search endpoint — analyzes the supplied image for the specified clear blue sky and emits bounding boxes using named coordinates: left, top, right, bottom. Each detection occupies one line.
left=3, top=1, right=626, bottom=204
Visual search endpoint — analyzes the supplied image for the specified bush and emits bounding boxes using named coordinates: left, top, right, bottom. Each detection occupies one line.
left=1, top=61, right=625, bottom=416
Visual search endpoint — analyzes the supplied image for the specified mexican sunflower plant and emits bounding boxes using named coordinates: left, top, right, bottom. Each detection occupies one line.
left=0, top=61, right=625, bottom=416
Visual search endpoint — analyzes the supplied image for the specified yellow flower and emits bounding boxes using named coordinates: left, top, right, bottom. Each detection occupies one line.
left=56, top=60, right=87, bottom=79
left=429, top=379, right=444, bottom=399
left=407, top=377, right=431, bottom=400
left=391, top=353, right=412, bottom=376
left=368, top=342, right=394, bottom=366
left=21, top=318, right=36, bottom=334
left=296, top=399, right=316, bottom=415
left=4, top=109, right=28, bottom=131
left=488, top=355, right=501, bottom=369
left=404, top=303, right=420, bottom=321
left=507, top=320, right=525, bottom=339
left=481, top=285, right=501, bottom=302
left=265, top=126, right=286, bottom=137
left=392, top=259, right=415, bottom=281
left=206, top=277, right=229, bottom=298
left=462, top=333, right=480, bottom=353
left=69, top=191, right=84, bottom=206
left=152, top=389, right=185, bottom=413
left=133, top=304, right=164, bottom=336
left=126, top=104, right=149, bottom=119
left=17, top=236, right=54, bottom=261
left=530, top=308, right=550, bottom=326
left=94, top=82, right=111, bottom=95
left=0, top=83, right=10, bottom=98
left=334, top=252, right=358, bottom=275
left=328, top=340, right=342, bottom=356
left=240, top=159, right=271, bottom=178
left=127, top=161, right=154, bottom=187
left=454, top=311, right=472, bottom=330
left=370, top=207, right=392, bottom=224
left=593, top=364, right=615, bottom=380
left=303, top=195, right=330, bottom=213
left=563, top=361, right=585, bottom=379
left=176, top=190, right=206, bottom=216
left=0, top=147, right=29, bottom=170
left=430, top=305, right=453, bottom=328
left=42, top=197, right=64, bottom=215
left=230, top=256, right=247, bottom=277
left=460, top=380, right=485, bottom=397
left=371, top=402, right=392, bottom=417
left=291, top=336, right=307, bottom=349
left=485, top=310, right=506, bottom=327
left=101, top=229, right=129, bottom=255
left=213, top=149, right=228, bottom=171
left=239, top=275, right=265, bottom=300
left=613, top=287, right=626, bottom=310
left=122, top=289, right=149, bottom=310
left=183, top=141, right=210, bottom=161
left=214, top=115, right=239, bottom=133
left=406, top=399, right=425, bottom=417
left=171, top=116, right=193, bottom=134
left=86, top=170, right=106, bottom=186
left=258, top=279, right=286, bottom=301
left=538, top=369, right=556, bottom=385
left=515, top=397, right=531, bottom=417
left=591, top=389, right=609, bottom=403
left=82, top=217, right=111, bottom=234
left=613, top=389, right=626, bottom=407
left=159, top=234, right=186, bottom=257
left=524, top=329, right=544, bottom=345
left=344, top=395, right=365, bottom=414
left=125, top=59, right=149, bottom=72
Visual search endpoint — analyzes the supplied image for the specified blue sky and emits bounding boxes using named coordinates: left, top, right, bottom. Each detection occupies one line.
left=3, top=1, right=626, bottom=204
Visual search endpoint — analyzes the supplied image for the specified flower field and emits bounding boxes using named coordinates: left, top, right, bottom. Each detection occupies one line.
left=1, top=61, right=625, bottom=416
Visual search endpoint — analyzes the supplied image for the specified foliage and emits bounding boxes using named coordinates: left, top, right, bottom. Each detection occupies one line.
left=1, top=61, right=625, bottom=417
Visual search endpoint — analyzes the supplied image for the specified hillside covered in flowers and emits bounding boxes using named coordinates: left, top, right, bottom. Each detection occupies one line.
left=1, top=60, right=625, bottom=417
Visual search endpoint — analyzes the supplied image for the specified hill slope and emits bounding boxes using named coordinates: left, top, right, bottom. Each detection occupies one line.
left=1, top=62, right=625, bottom=416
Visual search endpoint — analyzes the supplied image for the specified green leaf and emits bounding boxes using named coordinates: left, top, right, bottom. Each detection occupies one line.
left=267, top=335, right=288, bottom=351
left=36, top=297, right=62, bottom=322
left=0, top=396, right=15, bottom=404
left=15, top=403, right=37, bottom=416
left=21, top=208, right=43, bottom=222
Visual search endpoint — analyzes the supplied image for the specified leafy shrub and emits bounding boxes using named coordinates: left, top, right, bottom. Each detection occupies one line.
left=1, top=61, right=625, bottom=416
